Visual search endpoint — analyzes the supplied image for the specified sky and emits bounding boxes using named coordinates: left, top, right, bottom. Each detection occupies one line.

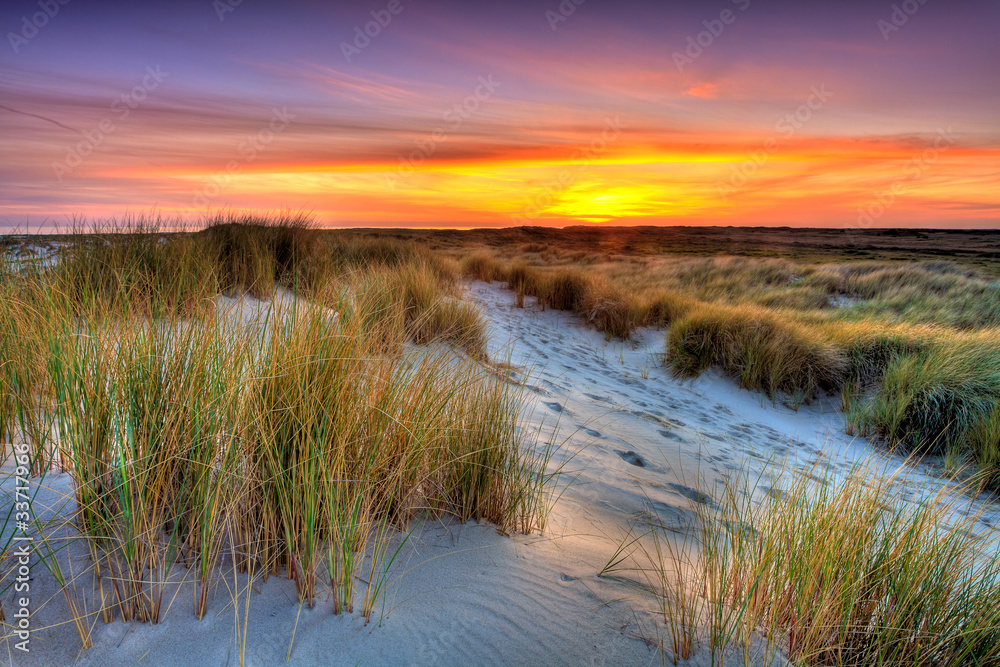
left=1, top=0, right=998, bottom=230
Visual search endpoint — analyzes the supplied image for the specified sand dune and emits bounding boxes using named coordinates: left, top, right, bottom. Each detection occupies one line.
left=3, top=281, right=997, bottom=665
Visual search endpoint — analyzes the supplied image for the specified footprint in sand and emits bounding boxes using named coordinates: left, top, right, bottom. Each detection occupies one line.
left=582, top=427, right=602, bottom=438
left=615, top=450, right=646, bottom=467
left=667, top=482, right=715, bottom=507
left=658, top=429, right=686, bottom=443
left=544, top=401, right=564, bottom=413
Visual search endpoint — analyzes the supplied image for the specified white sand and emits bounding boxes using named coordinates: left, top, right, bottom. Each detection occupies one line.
left=3, top=281, right=997, bottom=666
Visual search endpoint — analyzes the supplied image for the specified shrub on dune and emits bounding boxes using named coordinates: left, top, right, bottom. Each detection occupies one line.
left=542, top=268, right=590, bottom=312
left=666, top=303, right=846, bottom=400
left=579, top=277, right=638, bottom=339
left=460, top=251, right=503, bottom=283
left=850, top=339, right=1000, bottom=460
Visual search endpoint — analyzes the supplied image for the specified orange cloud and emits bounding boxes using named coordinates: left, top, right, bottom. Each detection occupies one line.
left=683, top=82, right=718, bottom=99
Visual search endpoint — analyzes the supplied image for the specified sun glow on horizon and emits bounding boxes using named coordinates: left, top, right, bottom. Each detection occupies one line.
left=1, top=1, right=998, bottom=228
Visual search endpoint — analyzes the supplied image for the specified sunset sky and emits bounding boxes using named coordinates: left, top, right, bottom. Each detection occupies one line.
left=1, top=0, right=998, bottom=230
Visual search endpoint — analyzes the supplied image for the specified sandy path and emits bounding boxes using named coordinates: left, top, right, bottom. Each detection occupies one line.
left=3, top=281, right=997, bottom=666
left=468, top=281, right=1000, bottom=531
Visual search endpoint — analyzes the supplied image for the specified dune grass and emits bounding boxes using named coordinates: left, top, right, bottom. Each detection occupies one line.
left=0, top=215, right=555, bottom=649
left=452, top=246, right=1000, bottom=488
left=706, top=463, right=1000, bottom=666
left=665, top=303, right=846, bottom=401
left=7, top=220, right=1000, bottom=658
left=348, top=261, right=488, bottom=360
left=602, top=461, right=1000, bottom=666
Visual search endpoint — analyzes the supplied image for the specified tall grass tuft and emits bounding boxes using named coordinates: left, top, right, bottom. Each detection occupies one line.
left=700, top=462, right=1000, bottom=665
left=847, top=336, right=1000, bottom=465
left=0, top=216, right=554, bottom=643
left=667, top=303, right=846, bottom=400
left=603, top=461, right=1000, bottom=665
left=53, top=214, right=218, bottom=318
left=461, top=251, right=504, bottom=283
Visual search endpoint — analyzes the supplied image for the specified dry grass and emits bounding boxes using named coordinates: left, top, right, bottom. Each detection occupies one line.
left=666, top=303, right=845, bottom=402
left=704, top=462, right=1000, bottom=666
left=0, top=215, right=556, bottom=651
left=602, top=460, right=1000, bottom=666
left=461, top=251, right=505, bottom=283
left=448, top=244, right=1000, bottom=487
left=600, top=501, right=705, bottom=665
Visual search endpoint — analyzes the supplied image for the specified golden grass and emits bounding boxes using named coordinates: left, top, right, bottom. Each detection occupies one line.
left=603, top=460, right=1000, bottom=666
left=705, top=462, right=1000, bottom=666
left=0, top=216, right=555, bottom=650
left=452, top=246, right=1000, bottom=487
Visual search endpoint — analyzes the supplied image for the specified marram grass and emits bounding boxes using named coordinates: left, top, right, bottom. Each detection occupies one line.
left=604, top=461, right=1000, bottom=666
left=456, top=248, right=1000, bottom=487
left=0, top=216, right=555, bottom=652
